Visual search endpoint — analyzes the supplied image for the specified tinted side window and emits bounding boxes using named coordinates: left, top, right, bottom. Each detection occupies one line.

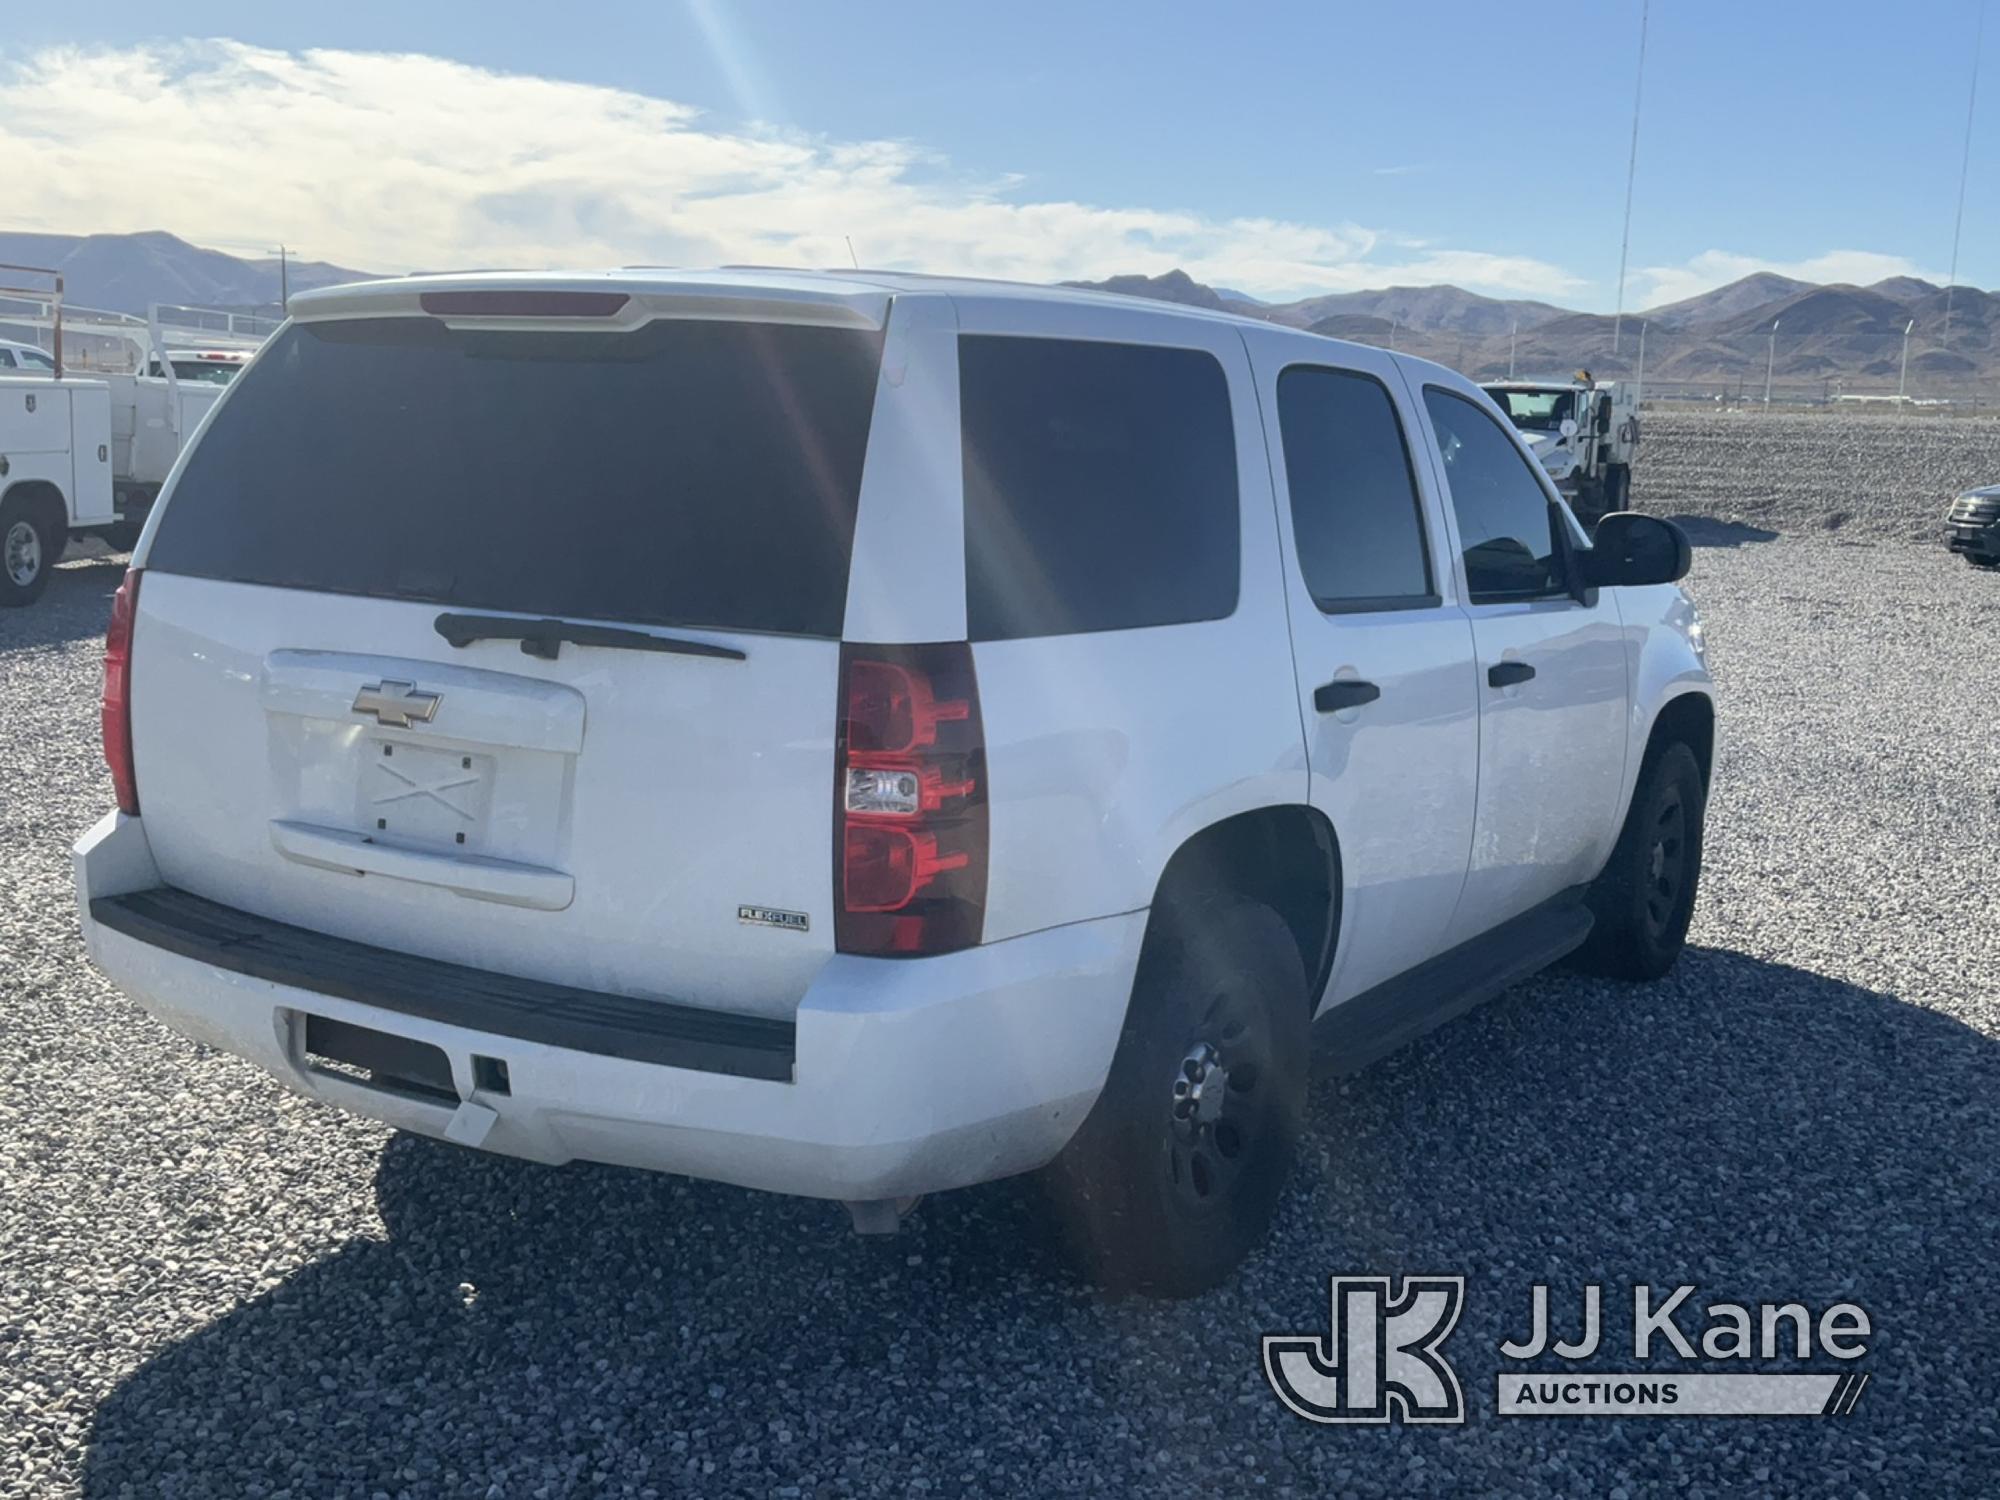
left=961, top=335, right=1238, bottom=640
left=1277, top=366, right=1434, bottom=610
left=1422, top=387, right=1566, bottom=600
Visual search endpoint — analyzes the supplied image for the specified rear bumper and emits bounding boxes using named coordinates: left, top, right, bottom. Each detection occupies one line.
left=74, top=811, right=1143, bottom=1201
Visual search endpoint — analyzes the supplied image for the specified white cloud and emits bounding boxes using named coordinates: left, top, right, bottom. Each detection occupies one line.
left=1633, top=249, right=1945, bottom=309
left=0, top=39, right=1590, bottom=302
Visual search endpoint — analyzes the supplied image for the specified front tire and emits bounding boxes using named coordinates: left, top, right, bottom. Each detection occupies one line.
left=1578, top=740, right=1705, bottom=980
left=0, top=495, right=58, bottom=607
left=1040, top=895, right=1309, bottom=1297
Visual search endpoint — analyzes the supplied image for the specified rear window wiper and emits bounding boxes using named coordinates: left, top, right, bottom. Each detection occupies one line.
left=434, top=612, right=747, bottom=662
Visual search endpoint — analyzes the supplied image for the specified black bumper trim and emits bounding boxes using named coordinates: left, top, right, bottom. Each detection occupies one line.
left=91, top=887, right=796, bottom=1083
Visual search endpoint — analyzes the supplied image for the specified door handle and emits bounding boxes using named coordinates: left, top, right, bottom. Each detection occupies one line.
left=1488, top=661, right=1536, bottom=688
left=1314, top=679, right=1382, bottom=713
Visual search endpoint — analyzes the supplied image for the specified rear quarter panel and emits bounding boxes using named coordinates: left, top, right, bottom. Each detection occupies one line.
left=947, top=296, right=1305, bottom=943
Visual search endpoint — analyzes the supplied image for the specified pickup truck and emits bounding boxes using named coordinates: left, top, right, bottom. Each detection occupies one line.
left=74, top=268, right=1714, bottom=1293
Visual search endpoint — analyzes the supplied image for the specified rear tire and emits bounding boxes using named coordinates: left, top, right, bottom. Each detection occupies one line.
left=1039, top=895, right=1309, bottom=1297
left=0, top=494, right=58, bottom=607
left=1577, top=740, right=1705, bottom=980
left=100, top=521, right=144, bottom=553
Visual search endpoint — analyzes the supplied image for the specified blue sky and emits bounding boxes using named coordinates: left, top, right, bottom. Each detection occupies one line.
left=3, top=0, right=1993, bottom=308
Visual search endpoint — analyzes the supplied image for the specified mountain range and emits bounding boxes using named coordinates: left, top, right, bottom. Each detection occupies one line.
left=1065, top=269, right=1999, bottom=397
left=3, top=230, right=1991, bottom=396
left=0, top=230, right=370, bottom=315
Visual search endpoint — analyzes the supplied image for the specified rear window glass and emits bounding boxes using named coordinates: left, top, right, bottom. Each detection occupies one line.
left=959, top=335, right=1238, bottom=640
left=148, top=316, right=885, bottom=637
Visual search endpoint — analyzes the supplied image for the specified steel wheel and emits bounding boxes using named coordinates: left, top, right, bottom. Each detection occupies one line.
left=4, top=519, right=40, bottom=588
left=1040, top=895, right=1309, bottom=1296
left=1163, top=992, right=1273, bottom=1215
left=1642, top=787, right=1688, bottom=937
left=1578, top=739, right=1706, bottom=981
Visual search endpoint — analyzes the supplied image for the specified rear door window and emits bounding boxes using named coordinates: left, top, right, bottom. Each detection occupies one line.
left=1277, top=365, right=1435, bottom=611
left=147, top=316, right=886, bottom=637
left=1421, top=386, right=1568, bottom=601
left=959, top=335, right=1238, bottom=640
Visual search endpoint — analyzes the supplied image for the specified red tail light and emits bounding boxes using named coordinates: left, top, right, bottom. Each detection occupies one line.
left=835, top=643, right=987, bottom=956
left=103, top=569, right=141, bottom=815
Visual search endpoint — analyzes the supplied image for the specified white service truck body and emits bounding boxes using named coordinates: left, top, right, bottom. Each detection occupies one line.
left=101, top=372, right=226, bottom=514
left=0, top=375, right=115, bottom=603
left=1482, top=379, right=1640, bottom=522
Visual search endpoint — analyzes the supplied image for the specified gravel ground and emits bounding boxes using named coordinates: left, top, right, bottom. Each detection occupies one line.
left=3, top=450, right=1999, bottom=1495
left=1635, top=407, right=2000, bottom=539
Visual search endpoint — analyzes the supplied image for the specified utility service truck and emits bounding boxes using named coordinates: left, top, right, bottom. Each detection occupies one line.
left=0, top=371, right=115, bottom=605
left=1482, top=374, right=1639, bottom=524
left=0, top=264, right=268, bottom=604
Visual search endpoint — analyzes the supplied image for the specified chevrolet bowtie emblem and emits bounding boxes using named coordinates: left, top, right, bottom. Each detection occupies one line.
left=352, top=679, right=442, bottom=728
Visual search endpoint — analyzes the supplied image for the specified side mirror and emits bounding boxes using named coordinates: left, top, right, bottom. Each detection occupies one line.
left=1580, top=512, right=1691, bottom=587
left=1559, top=417, right=1578, bottom=440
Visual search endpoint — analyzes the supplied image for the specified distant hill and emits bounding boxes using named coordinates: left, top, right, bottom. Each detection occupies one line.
left=0, top=230, right=374, bottom=315
left=1642, top=271, right=1812, bottom=329
left=1267, top=285, right=1571, bottom=336
left=1067, top=266, right=2000, bottom=397
left=1060, top=269, right=1240, bottom=313
left=1716, top=284, right=1910, bottom=338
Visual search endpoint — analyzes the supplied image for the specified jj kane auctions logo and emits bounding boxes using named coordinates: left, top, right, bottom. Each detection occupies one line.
left=1265, top=1277, right=1872, bottom=1423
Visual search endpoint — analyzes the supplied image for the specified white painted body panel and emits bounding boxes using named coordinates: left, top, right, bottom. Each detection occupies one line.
left=0, top=375, right=115, bottom=525
left=954, top=291, right=1305, bottom=943
left=1400, top=359, right=1634, bottom=942
left=1609, top=583, right=1715, bottom=819
left=1238, top=329, right=1481, bottom=1007
left=128, top=573, right=844, bottom=1021
left=1444, top=595, right=1630, bottom=942
left=77, top=810, right=1140, bottom=1199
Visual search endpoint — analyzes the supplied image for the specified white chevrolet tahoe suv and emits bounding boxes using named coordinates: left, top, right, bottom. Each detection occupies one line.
left=74, top=269, right=1713, bottom=1294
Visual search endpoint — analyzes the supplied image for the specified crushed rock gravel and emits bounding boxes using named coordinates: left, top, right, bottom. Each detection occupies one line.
left=1635, top=407, right=2000, bottom=539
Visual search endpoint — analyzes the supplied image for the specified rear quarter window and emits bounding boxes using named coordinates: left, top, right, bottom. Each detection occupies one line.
left=146, top=316, right=885, bottom=637
left=959, top=335, right=1239, bottom=641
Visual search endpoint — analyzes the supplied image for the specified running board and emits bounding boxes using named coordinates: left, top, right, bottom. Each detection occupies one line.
left=1312, top=890, right=1593, bottom=1075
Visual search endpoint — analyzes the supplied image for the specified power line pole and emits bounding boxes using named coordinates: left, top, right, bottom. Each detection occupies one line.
left=1944, top=0, right=1986, bottom=347
left=1764, top=317, right=1781, bottom=406
left=1509, top=318, right=1518, bottom=377
left=1612, top=0, right=1650, bottom=354
left=278, top=244, right=289, bottom=309
left=1898, top=317, right=1916, bottom=402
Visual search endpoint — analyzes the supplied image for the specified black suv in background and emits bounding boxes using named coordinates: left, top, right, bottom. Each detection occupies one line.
left=1946, top=485, right=2000, bottom=567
